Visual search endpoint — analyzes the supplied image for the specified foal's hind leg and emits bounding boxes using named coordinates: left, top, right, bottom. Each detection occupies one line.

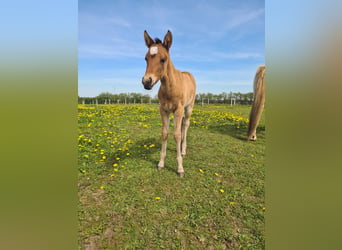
left=181, top=105, right=193, bottom=156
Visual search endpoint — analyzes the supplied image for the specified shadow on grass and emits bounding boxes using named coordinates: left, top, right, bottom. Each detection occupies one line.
left=105, top=136, right=180, bottom=175
left=206, top=124, right=265, bottom=142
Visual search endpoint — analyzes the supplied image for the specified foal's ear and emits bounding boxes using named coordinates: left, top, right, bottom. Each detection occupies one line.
left=163, top=30, right=172, bottom=50
left=144, top=30, right=154, bottom=47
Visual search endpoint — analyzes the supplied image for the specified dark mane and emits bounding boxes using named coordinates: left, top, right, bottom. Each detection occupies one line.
left=154, top=38, right=162, bottom=44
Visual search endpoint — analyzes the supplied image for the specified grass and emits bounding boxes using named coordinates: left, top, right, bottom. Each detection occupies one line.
left=78, top=104, right=265, bottom=249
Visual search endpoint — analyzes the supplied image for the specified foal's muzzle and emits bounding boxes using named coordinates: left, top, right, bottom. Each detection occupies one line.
left=142, top=76, right=154, bottom=90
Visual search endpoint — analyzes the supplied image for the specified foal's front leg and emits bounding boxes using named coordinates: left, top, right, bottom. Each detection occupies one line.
left=174, top=108, right=185, bottom=177
left=158, top=108, right=170, bottom=170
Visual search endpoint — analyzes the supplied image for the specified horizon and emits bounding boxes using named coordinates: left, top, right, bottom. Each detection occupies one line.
left=78, top=90, right=254, bottom=99
left=79, top=0, right=265, bottom=97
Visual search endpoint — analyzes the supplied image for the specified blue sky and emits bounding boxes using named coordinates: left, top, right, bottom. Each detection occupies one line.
left=79, top=0, right=264, bottom=97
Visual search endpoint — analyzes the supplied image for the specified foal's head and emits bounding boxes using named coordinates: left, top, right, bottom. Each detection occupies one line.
left=142, top=30, right=173, bottom=90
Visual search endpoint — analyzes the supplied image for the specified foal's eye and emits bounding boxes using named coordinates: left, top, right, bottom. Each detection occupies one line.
left=160, top=58, right=166, bottom=63
left=145, top=57, right=147, bottom=61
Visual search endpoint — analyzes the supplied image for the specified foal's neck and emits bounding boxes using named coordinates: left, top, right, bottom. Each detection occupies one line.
left=160, top=60, right=179, bottom=90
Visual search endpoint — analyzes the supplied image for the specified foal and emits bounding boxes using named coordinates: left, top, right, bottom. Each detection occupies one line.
left=142, top=30, right=196, bottom=177
left=247, top=65, right=265, bottom=141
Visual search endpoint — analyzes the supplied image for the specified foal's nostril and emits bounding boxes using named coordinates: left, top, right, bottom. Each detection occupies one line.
left=142, top=76, right=152, bottom=84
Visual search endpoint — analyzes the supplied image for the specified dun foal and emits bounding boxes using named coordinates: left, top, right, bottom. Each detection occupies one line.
left=142, top=30, right=196, bottom=177
left=247, top=65, right=265, bottom=141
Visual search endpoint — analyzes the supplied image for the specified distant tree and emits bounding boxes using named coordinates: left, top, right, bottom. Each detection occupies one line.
left=130, top=93, right=142, bottom=104
left=246, top=92, right=253, bottom=103
left=206, top=93, right=214, bottom=104
left=96, top=92, right=114, bottom=104
left=142, top=94, right=151, bottom=104
left=78, top=91, right=254, bottom=105
left=196, top=93, right=206, bottom=104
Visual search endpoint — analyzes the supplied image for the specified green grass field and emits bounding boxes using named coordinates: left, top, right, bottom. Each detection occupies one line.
left=78, top=104, right=265, bottom=249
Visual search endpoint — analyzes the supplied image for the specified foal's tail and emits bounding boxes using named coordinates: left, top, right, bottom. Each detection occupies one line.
left=247, top=65, right=266, bottom=141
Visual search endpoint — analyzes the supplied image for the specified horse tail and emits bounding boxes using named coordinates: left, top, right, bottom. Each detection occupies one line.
left=247, top=65, right=266, bottom=141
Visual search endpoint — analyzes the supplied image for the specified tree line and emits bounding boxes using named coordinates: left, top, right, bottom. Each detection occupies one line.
left=78, top=91, right=254, bottom=105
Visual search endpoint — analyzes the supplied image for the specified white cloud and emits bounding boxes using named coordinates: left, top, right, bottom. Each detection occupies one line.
left=78, top=43, right=144, bottom=59
left=222, top=8, right=265, bottom=30
left=212, top=51, right=262, bottom=59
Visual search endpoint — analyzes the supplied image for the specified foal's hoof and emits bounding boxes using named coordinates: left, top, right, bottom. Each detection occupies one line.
left=178, top=172, right=184, bottom=177
left=248, top=133, right=257, bottom=141
left=157, top=161, right=164, bottom=171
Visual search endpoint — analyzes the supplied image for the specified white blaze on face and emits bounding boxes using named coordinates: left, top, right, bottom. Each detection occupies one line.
left=150, top=46, right=158, bottom=55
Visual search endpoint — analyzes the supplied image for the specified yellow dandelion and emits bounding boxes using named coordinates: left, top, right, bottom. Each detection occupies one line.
left=149, top=144, right=155, bottom=148
left=83, top=154, right=89, bottom=158
left=214, top=173, right=219, bottom=176
left=114, top=168, right=118, bottom=172
left=229, top=202, right=235, bottom=205
left=262, top=207, right=266, bottom=211
left=102, top=156, right=106, bottom=160
left=113, top=163, right=118, bottom=167
left=220, top=189, right=225, bottom=193
left=100, top=186, right=104, bottom=189
left=251, top=154, right=255, bottom=157
left=155, top=197, right=161, bottom=200
left=199, top=169, right=204, bottom=173
left=126, top=153, right=130, bottom=156
left=110, top=174, right=115, bottom=177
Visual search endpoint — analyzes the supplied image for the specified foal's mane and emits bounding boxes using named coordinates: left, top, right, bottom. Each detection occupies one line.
left=154, top=38, right=162, bottom=44
left=151, top=38, right=169, bottom=51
